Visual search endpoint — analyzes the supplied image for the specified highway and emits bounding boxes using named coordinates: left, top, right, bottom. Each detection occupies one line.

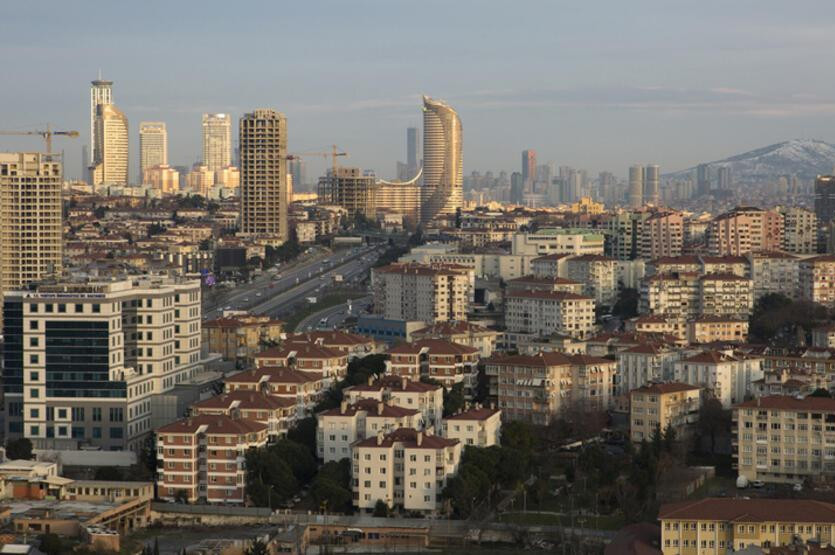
left=295, top=295, right=372, bottom=332
left=203, top=244, right=384, bottom=322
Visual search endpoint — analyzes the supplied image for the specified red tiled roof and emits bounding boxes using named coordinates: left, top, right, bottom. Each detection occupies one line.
left=319, top=399, right=420, bottom=418
left=354, top=428, right=458, bottom=449
left=388, top=338, right=479, bottom=356
left=735, top=395, right=835, bottom=411
left=486, top=351, right=573, bottom=367
left=631, top=382, right=700, bottom=395
left=682, top=351, right=736, bottom=364
left=285, top=330, right=374, bottom=347
left=506, top=289, right=592, bottom=301
left=156, top=414, right=268, bottom=435
left=445, top=407, right=500, bottom=421
left=699, top=273, right=749, bottom=282
left=191, top=390, right=295, bottom=411
left=413, top=320, right=492, bottom=336
left=226, top=366, right=323, bottom=384
left=658, top=498, right=835, bottom=523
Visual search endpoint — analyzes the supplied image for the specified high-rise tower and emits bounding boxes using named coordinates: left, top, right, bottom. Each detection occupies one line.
left=239, top=109, right=288, bottom=244
left=202, top=113, right=232, bottom=173
left=407, top=127, right=419, bottom=176
left=90, top=77, right=113, bottom=167
left=522, top=149, right=537, bottom=184
left=139, top=122, right=168, bottom=183
left=644, top=164, right=660, bottom=205
left=90, top=103, right=128, bottom=186
left=697, top=163, right=710, bottom=196
left=628, top=165, right=644, bottom=208
left=421, top=95, right=462, bottom=223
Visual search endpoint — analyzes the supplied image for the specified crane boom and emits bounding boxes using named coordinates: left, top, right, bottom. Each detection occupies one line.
left=0, top=124, right=80, bottom=153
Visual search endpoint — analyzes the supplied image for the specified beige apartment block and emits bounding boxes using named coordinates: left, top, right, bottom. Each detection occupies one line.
left=387, top=339, right=479, bottom=390
left=224, top=367, right=325, bottom=416
left=781, top=206, right=817, bottom=254
left=629, top=382, right=701, bottom=443
left=627, top=315, right=687, bottom=341
left=342, top=376, right=444, bottom=429
left=202, top=313, right=284, bottom=362
left=563, top=254, right=618, bottom=307
left=506, top=274, right=584, bottom=295
left=91, top=103, right=128, bottom=187
left=746, top=251, right=800, bottom=301
left=734, top=396, right=835, bottom=484
left=139, top=121, right=167, bottom=182
left=640, top=210, right=684, bottom=259
left=707, top=207, right=784, bottom=256
left=658, top=498, right=835, bottom=554
left=442, top=407, right=502, bottom=448
left=316, top=400, right=421, bottom=463
left=800, top=256, right=835, bottom=306
left=411, top=321, right=499, bottom=358
left=144, top=164, right=180, bottom=194
left=674, top=350, right=763, bottom=408
left=687, top=315, right=749, bottom=344
left=352, top=428, right=461, bottom=513
left=698, top=274, right=753, bottom=318
left=505, top=290, right=595, bottom=339
left=190, top=390, right=296, bottom=440
left=372, top=263, right=474, bottom=324
left=202, top=113, right=232, bottom=173
left=156, top=414, right=268, bottom=504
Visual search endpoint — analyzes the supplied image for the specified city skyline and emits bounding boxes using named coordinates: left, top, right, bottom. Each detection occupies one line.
left=3, top=1, right=835, bottom=181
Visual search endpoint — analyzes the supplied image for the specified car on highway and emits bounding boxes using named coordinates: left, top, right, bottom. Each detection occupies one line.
left=243, top=298, right=249, bottom=302
left=256, top=292, right=262, bottom=297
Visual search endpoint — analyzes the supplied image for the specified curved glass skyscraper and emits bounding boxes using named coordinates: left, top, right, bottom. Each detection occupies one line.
left=421, top=95, right=462, bottom=223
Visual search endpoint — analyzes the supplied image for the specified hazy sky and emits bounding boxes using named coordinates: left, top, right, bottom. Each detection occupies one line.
left=3, top=0, right=835, bottom=182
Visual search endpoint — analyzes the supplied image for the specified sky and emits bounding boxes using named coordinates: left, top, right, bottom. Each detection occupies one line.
left=2, top=0, right=835, bottom=182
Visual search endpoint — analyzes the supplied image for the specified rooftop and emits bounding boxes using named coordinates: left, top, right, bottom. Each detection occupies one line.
left=658, top=498, right=835, bottom=523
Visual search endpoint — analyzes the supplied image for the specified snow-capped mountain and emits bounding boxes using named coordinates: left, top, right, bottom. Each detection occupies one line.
left=666, top=139, right=835, bottom=183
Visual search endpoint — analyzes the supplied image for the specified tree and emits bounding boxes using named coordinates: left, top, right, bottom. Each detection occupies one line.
left=810, top=388, right=832, bottom=398
left=244, top=539, right=268, bottom=555
left=612, top=288, right=639, bottom=319
left=373, top=499, right=389, bottom=517
left=93, top=205, right=107, bottom=219
left=153, top=538, right=160, bottom=555
left=6, top=438, right=33, bottom=460
left=662, top=424, right=677, bottom=452
left=442, top=382, right=466, bottom=416
left=147, top=222, right=167, bottom=237
left=287, top=416, right=317, bottom=456
left=749, top=293, right=828, bottom=345
left=697, top=397, right=731, bottom=454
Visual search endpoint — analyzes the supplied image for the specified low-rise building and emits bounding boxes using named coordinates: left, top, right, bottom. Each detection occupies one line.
left=674, top=350, right=763, bottom=408
left=658, top=498, right=835, bottom=553
left=441, top=407, right=502, bottom=447
left=352, top=428, right=460, bottom=514
left=616, top=343, right=683, bottom=396
left=202, top=314, right=284, bottom=362
left=316, top=399, right=421, bottom=463
left=800, top=256, right=835, bottom=306
left=371, top=263, right=474, bottom=324
left=629, top=382, right=701, bottom=443
left=284, top=330, right=377, bottom=358
left=156, top=414, right=268, bottom=504
left=254, top=343, right=348, bottom=386
left=563, top=254, right=618, bottom=308
left=687, top=315, right=749, bottom=344
left=698, top=274, right=753, bottom=318
left=734, top=395, right=835, bottom=484
left=411, top=321, right=499, bottom=358
left=387, top=339, right=479, bottom=391
left=224, top=367, right=325, bottom=416
left=747, top=251, right=801, bottom=301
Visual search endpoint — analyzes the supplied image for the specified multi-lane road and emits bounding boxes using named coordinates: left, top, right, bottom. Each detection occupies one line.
left=202, top=244, right=384, bottom=322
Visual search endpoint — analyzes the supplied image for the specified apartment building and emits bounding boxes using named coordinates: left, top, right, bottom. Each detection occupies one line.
left=505, top=290, right=595, bottom=340
left=658, top=498, right=835, bottom=553
left=156, top=414, right=268, bottom=504
left=352, top=428, right=461, bottom=513
left=442, top=407, right=502, bottom=448
left=510, top=228, right=605, bottom=257
left=812, top=325, right=835, bottom=349
left=800, top=256, right=835, bottom=306
left=371, top=263, right=474, bottom=324
left=640, top=272, right=701, bottom=320
left=506, top=275, right=584, bottom=295
left=224, top=367, right=324, bottom=416
left=202, top=313, right=284, bottom=362
left=411, top=321, right=499, bottom=358
left=674, top=350, right=763, bottom=408
left=190, top=390, right=296, bottom=440
left=316, top=400, right=421, bottom=463
left=530, top=253, right=571, bottom=278
left=781, top=206, right=818, bottom=254
left=2, top=276, right=202, bottom=452
left=627, top=316, right=687, bottom=342
left=698, top=274, right=753, bottom=318
left=615, top=343, right=683, bottom=395
left=284, top=330, right=377, bottom=358
left=629, top=382, right=701, bottom=443
left=700, top=255, right=748, bottom=277
left=708, top=207, right=784, bottom=256
left=563, top=255, right=618, bottom=308
left=254, top=343, right=348, bottom=386
left=640, top=211, right=684, bottom=259
left=343, top=376, right=444, bottom=429
left=570, top=354, right=617, bottom=411
left=646, top=256, right=701, bottom=277
left=734, top=396, right=835, bottom=484
left=387, top=339, right=479, bottom=390
left=747, top=251, right=801, bottom=301
left=687, top=316, right=749, bottom=344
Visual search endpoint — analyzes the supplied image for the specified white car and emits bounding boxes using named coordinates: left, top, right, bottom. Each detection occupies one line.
left=793, top=482, right=803, bottom=492
left=256, top=292, right=262, bottom=297
left=751, top=480, right=765, bottom=488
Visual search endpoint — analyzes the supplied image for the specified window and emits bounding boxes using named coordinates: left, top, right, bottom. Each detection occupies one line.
left=110, top=427, right=123, bottom=439
left=92, top=304, right=100, bottom=313
left=92, top=427, right=102, bottom=439
left=29, top=355, right=38, bottom=365
left=92, top=408, right=102, bottom=422
left=30, top=408, right=39, bottom=418
left=29, top=337, right=38, bottom=347
left=75, top=304, right=83, bottom=313
left=29, top=372, right=39, bottom=381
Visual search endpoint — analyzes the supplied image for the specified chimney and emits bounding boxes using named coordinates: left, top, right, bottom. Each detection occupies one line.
left=401, top=376, right=407, bottom=390
left=376, top=431, right=384, bottom=445
left=340, top=400, right=348, bottom=414
left=757, top=397, right=761, bottom=407
left=368, top=375, right=374, bottom=386
left=378, top=402, right=384, bottom=416
left=416, top=431, right=423, bottom=446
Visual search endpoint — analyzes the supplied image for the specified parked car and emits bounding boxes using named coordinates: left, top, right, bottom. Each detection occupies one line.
left=751, top=480, right=765, bottom=488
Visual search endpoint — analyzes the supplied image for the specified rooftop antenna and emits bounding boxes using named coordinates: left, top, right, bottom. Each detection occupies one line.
left=98, top=68, right=102, bottom=80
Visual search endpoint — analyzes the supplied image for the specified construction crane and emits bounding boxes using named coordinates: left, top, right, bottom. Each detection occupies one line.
left=287, top=145, right=348, bottom=175
left=0, top=124, right=80, bottom=154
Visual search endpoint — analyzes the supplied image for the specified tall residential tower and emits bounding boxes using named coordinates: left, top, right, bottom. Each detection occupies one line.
left=202, top=113, right=232, bottom=173
left=628, top=165, right=644, bottom=208
left=239, top=109, right=288, bottom=244
left=644, top=164, right=660, bottom=205
left=139, top=122, right=168, bottom=183
left=421, top=95, right=462, bottom=223
left=522, top=149, right=537, bottom=184
left=90, top=103, right=129, bottom=187
left=90, top=77, right=113, bottom=166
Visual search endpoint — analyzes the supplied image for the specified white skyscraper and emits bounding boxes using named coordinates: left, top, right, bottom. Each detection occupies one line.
left=139, top=122, right=168, bottom=182
left=90, top=76, right=113, bottom=167
left=202, top=113, right=232, bottom=173
left=644, top=164, right=660, bottom=205
left=628, top=165, right=644, bottom=208
left=421, top=95, right=462, bottom=223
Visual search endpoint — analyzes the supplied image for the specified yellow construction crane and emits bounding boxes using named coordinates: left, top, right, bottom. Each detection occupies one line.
left=287, top=145, right=348, bottom=175
left=0, top=124, right=80, bottom=154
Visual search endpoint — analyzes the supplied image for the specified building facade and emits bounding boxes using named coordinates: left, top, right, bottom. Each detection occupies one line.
left=138, top=122, right=167, bottom=183
left=202, top=113, right=232, bottom=174
left=421, top=96, right=462, bottom=224
left=629, top=382, right=701, bottom=443
left=371, top=263, right=474, bottom=324
left=91, top=103, right=129, bottom=187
